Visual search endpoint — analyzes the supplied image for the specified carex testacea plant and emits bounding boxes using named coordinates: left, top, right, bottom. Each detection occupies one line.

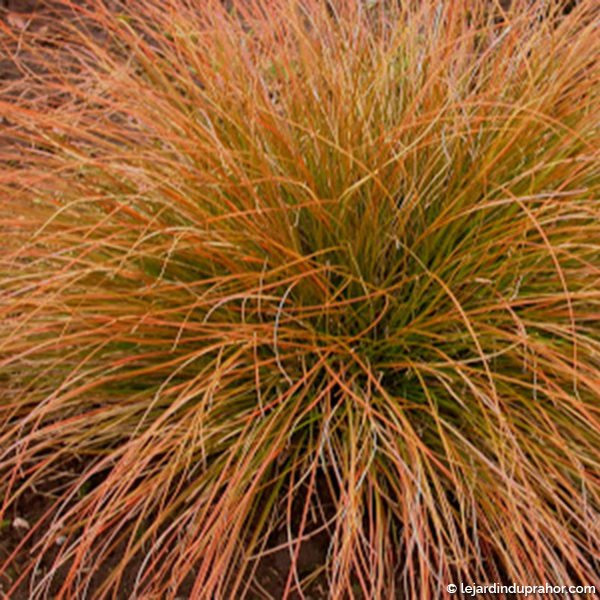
left=0, top=0, right=599, bottom=597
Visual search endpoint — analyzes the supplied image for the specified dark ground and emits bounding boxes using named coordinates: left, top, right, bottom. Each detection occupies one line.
left=0, top=472, right=331, bottom=598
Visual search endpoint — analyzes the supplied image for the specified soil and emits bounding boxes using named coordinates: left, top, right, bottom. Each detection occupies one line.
left=0, top=463, right=333, bottom=599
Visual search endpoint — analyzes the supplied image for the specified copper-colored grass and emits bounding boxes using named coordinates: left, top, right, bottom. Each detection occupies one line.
left=1, top=1, right=599, bottom=597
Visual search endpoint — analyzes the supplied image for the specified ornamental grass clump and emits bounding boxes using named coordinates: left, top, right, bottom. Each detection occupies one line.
left=1, top=0, right=599, bottom=597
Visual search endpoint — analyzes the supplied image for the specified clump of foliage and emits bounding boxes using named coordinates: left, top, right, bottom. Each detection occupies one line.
left=1, top=0, right=599, bottom=597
